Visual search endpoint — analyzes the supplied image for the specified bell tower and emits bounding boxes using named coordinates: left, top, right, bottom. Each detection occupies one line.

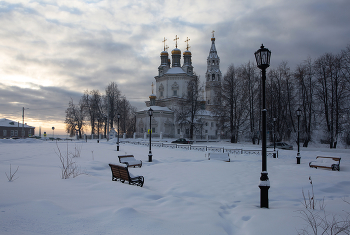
left=205, top=31, right=222, bottom=110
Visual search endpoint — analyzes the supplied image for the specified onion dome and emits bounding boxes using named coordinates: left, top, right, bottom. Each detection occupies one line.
left=171, top=48, right=181, bottom=55
left=160, top=51, right=168, bottom=56
left=183, top=50, right=191, bottom=56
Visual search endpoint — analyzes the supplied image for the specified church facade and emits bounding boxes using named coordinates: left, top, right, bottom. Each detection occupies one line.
left=135, top=34, right=222, bottom=139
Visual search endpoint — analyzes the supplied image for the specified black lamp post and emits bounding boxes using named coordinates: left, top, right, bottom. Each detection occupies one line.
left=296, top=108, right=301, bottom=164
left=117, top=113, right=120, bottom=151
left=255, top=44, right=271, bottom=208
left=148, top=108, right=153, bottom=162
left=273, top=117, right=277, bottom=158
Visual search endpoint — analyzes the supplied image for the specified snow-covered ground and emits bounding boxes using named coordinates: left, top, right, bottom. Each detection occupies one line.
left=1, top=138, right=349, bottom=235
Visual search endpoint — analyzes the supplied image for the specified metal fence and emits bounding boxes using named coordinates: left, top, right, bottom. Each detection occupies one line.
left=126, top=140, right=276, bottom=157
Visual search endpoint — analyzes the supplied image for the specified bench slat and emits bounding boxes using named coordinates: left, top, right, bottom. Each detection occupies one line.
left=109, top=164, right=144, bottom=187
left=118, top=155, right=142, bottom=168
left=309, top=156, right=341, bottom=171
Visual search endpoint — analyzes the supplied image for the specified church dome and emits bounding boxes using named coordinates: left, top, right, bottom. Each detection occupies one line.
left=183, top=50, right=191, bottom=56
left=160, top=51, right=168, bottom=56
left=149, top=94, right=156, bottom=99
left=171, top=48, right=181, bottom=55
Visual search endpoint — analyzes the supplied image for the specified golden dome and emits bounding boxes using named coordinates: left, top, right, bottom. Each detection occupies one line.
left=211, top=37, right=215, bottom=41
left=171, top=48, right=181, bottom=55
left=149, top=94, right=156, bottom=99
left=160, top=51, right=168, bottom=56
left=183, top=50, right=191, bottom=56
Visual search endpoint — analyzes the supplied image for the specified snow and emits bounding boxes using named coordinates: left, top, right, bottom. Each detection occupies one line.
left=0, top=118, right=34, bottom=128
left=137, top=105, right=173, bottom=113
left=165, top=67, right=186, bottom=74
left=1, top=138, right=350, bottom=234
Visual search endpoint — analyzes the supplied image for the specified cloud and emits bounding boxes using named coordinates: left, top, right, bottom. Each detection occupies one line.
left=1, top=0, right=350, bottom=134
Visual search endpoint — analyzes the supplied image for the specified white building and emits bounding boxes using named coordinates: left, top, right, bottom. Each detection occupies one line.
left=135, top=34, right=222, bottom=139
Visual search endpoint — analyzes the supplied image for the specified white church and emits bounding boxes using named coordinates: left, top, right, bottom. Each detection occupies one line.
left=135, top=33, right=222, bottom=139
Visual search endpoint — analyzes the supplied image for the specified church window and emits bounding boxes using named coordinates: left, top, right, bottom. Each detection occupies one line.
left=160, top=91, right=163, bottom=97
left=177, top=129, right=180, bottom=135
left=141, top=128, right=143, bottom=133
left=186, top=129, right=189, bottom=135
left=205, top=122, right=208, bottom=126
left=173, top=90, right=177, bottom=96
left=208, top=99, right=210, bottom=104
left=211, top=122, right=214, bottom=127
left=212, top=60, right=215, bottom=65
left=212, top=74, right=215, bottom=81
left=205, top=130, right=208, bottom=133
left=152, top=127, right=155, bottom=133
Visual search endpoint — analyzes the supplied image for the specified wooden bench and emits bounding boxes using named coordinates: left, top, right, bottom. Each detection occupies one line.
left=118, top=155, right=142, bottom=168
left=208, top=153, right=230, bottom=162
left=108, top=164, right=144, bottom=187
left=309, top=156, right=341, bottom=171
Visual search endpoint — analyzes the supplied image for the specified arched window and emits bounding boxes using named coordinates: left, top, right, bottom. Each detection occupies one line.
left=212, top=74, right=215, bottom=81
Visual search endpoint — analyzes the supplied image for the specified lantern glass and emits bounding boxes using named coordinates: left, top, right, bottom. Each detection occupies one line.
left=148, top=108, right=153, bottom=116
left=254, top=44, right=271, bottom=69
left=296, top=109, right=301, bottom=117
left=117, top=113, right=120, bottom=119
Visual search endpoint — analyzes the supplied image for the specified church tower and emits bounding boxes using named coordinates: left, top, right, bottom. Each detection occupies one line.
left=158, top=37, right=170, bottom=77
left=205, top=31, right=222, bottom=111
left=182, top=37, right=194, bottom=75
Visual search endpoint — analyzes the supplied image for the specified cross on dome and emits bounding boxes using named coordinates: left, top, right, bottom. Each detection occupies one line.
left=212, top=30, right=215, bottom=38
left=174, top=35, right=179, bottom=48
left=162, top=37, right=167, bottom=51
left=185, top=37, right=191, bottom=51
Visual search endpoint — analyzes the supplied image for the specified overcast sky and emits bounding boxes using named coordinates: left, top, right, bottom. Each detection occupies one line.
left=0, top=0, right=349, bottom=135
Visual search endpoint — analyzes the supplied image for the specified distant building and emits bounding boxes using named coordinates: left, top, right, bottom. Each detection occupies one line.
left=135, top=33, right=222, bottom=139
left=0, top=118, right=35, bottom=138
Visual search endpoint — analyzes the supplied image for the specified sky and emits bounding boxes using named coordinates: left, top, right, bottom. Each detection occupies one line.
left=0, top=0, right=349, bottom=135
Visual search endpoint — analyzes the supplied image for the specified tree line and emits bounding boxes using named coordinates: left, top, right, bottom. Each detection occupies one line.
left=64, top=44, right=350, bottom=148
left=215, top=44, right=350, bottom=148
left=65, top=82, right=136, bottom=138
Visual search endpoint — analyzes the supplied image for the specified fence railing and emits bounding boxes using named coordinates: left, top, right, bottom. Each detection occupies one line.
left=126, top=141, right=276, bottom=156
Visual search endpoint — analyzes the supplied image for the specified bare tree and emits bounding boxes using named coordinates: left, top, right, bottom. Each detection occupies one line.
left=314, top=53, right=347, bottom=148
left=220, top=64, right=248, bottom=143
left=238, top=61, right=260, bottom=144
left=294, top=58, right=316, bottom=147
left=267, top=61, right=296, bottom=142
left=105, top=82, right=121, bottom=129
left=175, top=75, right=204, bottom=139
left=82, top=90, right=102, bottom=135
left=65, top=98, right=85, bottom=137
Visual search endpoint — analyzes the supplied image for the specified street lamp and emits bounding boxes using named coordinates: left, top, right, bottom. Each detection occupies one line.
left=273, top=117, right=277, bottom=158
left=255, top=44, right=271, bottom=208
left=22, top=107, right=29, bottom=139
left=148, top=108, right=153, bottom=162
left=296, top=108, right=301, bottom=164
left=117, top=113, right=120, bottom=151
